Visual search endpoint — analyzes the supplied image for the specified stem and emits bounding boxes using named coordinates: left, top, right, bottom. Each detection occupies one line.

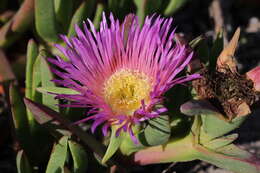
left=133, top=134, right=198, bottom=165
left=195, top=144, right=260, bottom=173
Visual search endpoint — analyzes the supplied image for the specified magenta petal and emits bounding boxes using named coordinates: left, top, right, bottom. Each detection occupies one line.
left=128, top=125, right=138, bottom=145
left=102, top=123, right=110, bottom=136
left=91, top=118, right=106, bottom=133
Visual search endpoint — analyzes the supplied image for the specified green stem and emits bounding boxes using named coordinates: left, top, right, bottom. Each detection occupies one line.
left=133, top=134, right=197, bottom=165
left=195, top=144, right=260, bottom=173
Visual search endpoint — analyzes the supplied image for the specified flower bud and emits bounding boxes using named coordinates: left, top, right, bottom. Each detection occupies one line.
left=246, top=66, right=260, bottom=92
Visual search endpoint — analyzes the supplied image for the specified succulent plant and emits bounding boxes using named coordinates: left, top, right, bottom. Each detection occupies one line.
left=0, top=1, right=259, bottom=173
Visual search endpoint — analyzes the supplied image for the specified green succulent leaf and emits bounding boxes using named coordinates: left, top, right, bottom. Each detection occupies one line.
left=189, top=35, right=203, bottom=49
left=0, top=0, right=34, bottom=47
left=10, top=84, right=28, bottom=131
left=16, top=150, right=32, bottom=173
left=196, top=144, right=260, bottom=173
left=37, top=87, right=80, bottom=95
left=10, top=84, right=31, bottom=157
left=24, top=95, right=71, bottom=137
left=202, top=133, right=238, bottom=150
left=32, top=56, right=41, bottom=101
left=0, top=49, right=16, bottom=81
left=180, top=100, right=222, bottom=117
left=11, top=78, right=52, bottom=165
left=23, top=98, right=108, bottom=163
left=68, top=0, right=96, bottom=37
left=209, top=31, right=224, bottom=70
left=46, top=136, right=69, bottom=173
left=54, top=0, right=73, bottom=33
left=139, top=114, right=171, bottom=146
left=132, top=133, right=198, bottom=164
left=164, top=0, right=189, bottom=16
left=93, top=3, right=104, bottom=29
left=196, top=39, right=210, bottom=64
left=0, top=21, right=20, bottom=47
left=181, top=100, right=246, bottom=140
left=35, top=0, right=59, bottom=42
left=134, top=0, right=162, bottom=24
left=119, top=126, right=146, bottom=156
left=108, top=0, right=133, bottom=20
left=40, top=52, right=59, bottom=112
left=201, top=114, right=245, bottom=141
left=25, top=39, right=38, bottom=100
left=133, top=0, right=145, bottom=24
left=68, top=140, right=88, bottom=173
left=102, top=127, right=123, bottom=164
left=12, top=0, right=34, bottom=32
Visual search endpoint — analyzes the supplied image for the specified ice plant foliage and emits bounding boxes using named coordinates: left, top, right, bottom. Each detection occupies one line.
left=48, top=13, right=199, bottom=142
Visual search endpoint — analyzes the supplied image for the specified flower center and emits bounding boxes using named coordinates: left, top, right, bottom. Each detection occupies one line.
left=103, top=69, right=152, bottom=115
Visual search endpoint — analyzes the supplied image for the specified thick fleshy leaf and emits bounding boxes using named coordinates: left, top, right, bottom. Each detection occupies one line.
left=196, top=144, right=260, bottom=173
left=93, top=3, right=104, bottom=29
left=134, top=128, right=260, bottom=173
left=0, top=0, right=33, bottom=47
left=35, top=0, right=59, bottom=42
left=0, top=11, right=14, bottom=23
left=68, top=140, right=88, bottom=173
left=133, top=133, right=198, bottom=165
left=102, top=127, right=123, bottom=164
left=40, top=52, right=59, bottom=112
left=31, top=56, right=41, bottom=101
left=120, top=110, right=171, bottom=156
left=139, top=115, right=171, bottom=146
left=108, top=0, right=133, bottom=20
left=119, top=127, right=146, bottom=156
left=11, top=0, right=34, bottom=32
left=68, top=0, right=96, bottom=37
left=134, top=0, right=162, bottom=24
left=181, top=100, right=246, bottom=139
left=46, top=136, right=68, bottom=173
left=196, top=39, right=209, bottom=64
left=133, top=0, right=145, bottom=24
left=0, top=49, right=16, bottom=82
left=16, top=150, right=32, bottom=173
left=122, top=14, right=135, bottom=47
left=180, top=100, right=222, bottom=117
left=11, top=80, right=52, bottom=165
left=164, top=0, right=189, bottom=16
left=54, top=0, right=73, bottom=33
left=9, top=84, right=31, bottom=151
left=37, top=87, right=80, bottom=95
left=25, top=39, right=38, bottom=100
left=189, top=35, right=203, bottom=49
left=24, top=94, right=71, bottom=137
left=209, top=30, right=224, bottom=71
left=0, top=21, right=13, bottom=47
left=200, top=114, right=245, bottom=140
left=202, top=133, right=238, bottom=150
left=23, top=98, right=108, bottom=162
left=25, top=55, right=42, bottom=127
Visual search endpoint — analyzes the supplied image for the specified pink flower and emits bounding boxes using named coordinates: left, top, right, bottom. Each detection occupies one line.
left=247, top=66, right=260, bottom=92
left=48, top=13, right=199, bottom=143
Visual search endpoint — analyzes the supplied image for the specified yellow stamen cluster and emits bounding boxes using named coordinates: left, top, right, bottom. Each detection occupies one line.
left=103, top=69, right=152, bottom=115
